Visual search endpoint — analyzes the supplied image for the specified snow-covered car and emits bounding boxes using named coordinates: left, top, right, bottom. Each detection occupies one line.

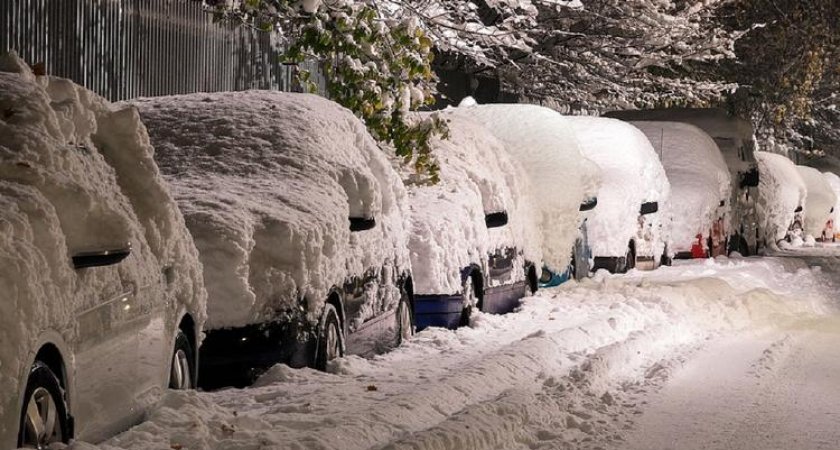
left=569, top=117, right=671, bottom=273
left=605, top=108, right=761, bottom=255
left=135, top=91, right=412, bottom=388
left=0, top=54, right=206, bottom=448
left=822, top=172, right=840, bottom=241
left=628, top=122, right=731, bottom=258
left=755, top=152, right=806, bottom=247
left=407, top=113, right=542, bottom=329
left=797, top=165, right=837, bottom=242
left=448, top=101, right=601, bottom=286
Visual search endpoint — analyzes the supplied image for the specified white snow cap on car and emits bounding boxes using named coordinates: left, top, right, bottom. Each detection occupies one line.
left=755, top=151, right=807, bottom=243
left=134, top=91, right=410, bottom=330
left=629, top=121, right=731, bottom=253
left=0, top=51, right=206, bottom=446
left=406, top=112, right=542, bottom=295
left=797, top=165, right=837, bottom=239
left=568, top=116, right=671, bottom=258
left=449, top=100, right=600, bottom=273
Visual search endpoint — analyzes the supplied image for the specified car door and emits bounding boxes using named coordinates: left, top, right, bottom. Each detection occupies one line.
left=72, top=256, right=142, bottom=443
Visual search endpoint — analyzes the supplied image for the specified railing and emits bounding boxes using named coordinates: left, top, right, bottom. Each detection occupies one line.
left=1, top=0, right=324, bottom=101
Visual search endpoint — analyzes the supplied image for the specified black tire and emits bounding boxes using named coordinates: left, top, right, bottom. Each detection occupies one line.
left=459, top=276, right=479, bottom=327
left=169, top=330, right=196, bottom=390
left=314, top=303, right=344, bottom=371
left=18, top=362, right=69, bottom=448
left=739, top=237, right=750, bottom=256
left=526, top=264, right=538, bottom=293
left=621, top=243, right=636, bottom=273
left=396, top=289, right=414, bottom=345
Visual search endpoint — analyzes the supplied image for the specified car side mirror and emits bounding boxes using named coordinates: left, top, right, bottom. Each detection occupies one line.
left=579, top=198, right=598, bottom=212
left=485, top=211, right=509, bottom=228
left=639, top=201, right=659, bottom=215
left=72, top=245, right=132, bottom=269
left=349, top=217, right=376, bottom=232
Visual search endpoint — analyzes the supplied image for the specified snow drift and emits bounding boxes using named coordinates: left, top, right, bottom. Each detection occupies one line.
left=568, top=116, right=671, bottom=259
left=406, top=112, right=541, bottom=295
left=447, top=102, right=600, bottom=273
left=629, top=121, right=731, bottom=254
left=755, top=151, right=806, bottom=243
left=796, top=165, right=837, bottom=240
left=133, top=92, right=410, bottom=330
left=0, top=52, right=206, bottom=447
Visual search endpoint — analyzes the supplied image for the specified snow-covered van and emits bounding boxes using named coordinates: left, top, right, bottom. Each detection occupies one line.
left=755, top=152, right=806, bottom=247
left=568, top=117, right=671, bottom=273
left=449, top=101, right=601, bottom=286
left=407, top=112, right=541, bottom=329
left=0, top=54, right=206, bottom=448
left=822, top=172, right=840, bottom=241
left=135, top=91, right=413, bottom=388
left=797, top=165, right=837, bottom=242
left=605, top=108, right=761, bottom=256
left=629, top=122, right=731, bottom=258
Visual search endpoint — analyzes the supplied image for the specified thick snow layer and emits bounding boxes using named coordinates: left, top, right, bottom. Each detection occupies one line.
left=755, top=152, right=807, bottom=243
left=0, top=52, right=206, bottom=447
left=568, top=116, right=671, bottom=258
left=630, top=121, right=731, bottom=253
left=133, top=91, right=410, bottom=330
left=78, top=254, right=836, bottom=450
left=406, top=112, right=541, bottom=295
left=447, top=102, right=600, bottom=273
left=823, top=171, right=840, bottom=236
left=796, top=165, right=837, bottom=239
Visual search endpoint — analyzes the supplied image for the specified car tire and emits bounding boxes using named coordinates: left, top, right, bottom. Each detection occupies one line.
left=459, top=276, right=478, bottom=327
left=18, top=362, right=69, bottom=448
left=169, top=330, right=196, bottom=390
left=396, top=289, right=414, bottom=345
left=314, top=304, right=344, bottom=371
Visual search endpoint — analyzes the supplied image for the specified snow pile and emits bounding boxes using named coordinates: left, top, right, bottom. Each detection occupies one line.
left=406, top=112, right=541, bottom=294
left=796, top=165, right=837, bottom=239
left=0, top=52, right=205, bottom=447
left=630, top=121, right=731, bottom=253
left=448, top=101, right=600, bottom=273
left=823, top=171, right=840, bottom=237
left=88, top=256, right=833, bottom=450
left=755, top=151, right=807, bottom=243
left=568, top=116, right=671, bottom=258
left=133, top=92, right=410, bottom=330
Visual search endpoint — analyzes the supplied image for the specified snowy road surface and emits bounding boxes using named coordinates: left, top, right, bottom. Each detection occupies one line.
left=79, top=253, right=840, bottom=450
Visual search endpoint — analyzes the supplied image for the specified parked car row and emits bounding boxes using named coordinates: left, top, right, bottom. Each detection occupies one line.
left=4, top=50, right=839, bottom=448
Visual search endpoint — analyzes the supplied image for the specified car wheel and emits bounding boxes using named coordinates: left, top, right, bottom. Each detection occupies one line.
left=622, top=244, right=635, bottom=273
left=459, top=277, right=478, bottom=327
left=169, top=330, right=195, bottom=390
left=315, top=304, right=344, bottom=371
left=18, top=362, right=69, bottom=449
left=739, top=237, right=750, bottom=256
left=397, top=289, right=414, bottom=345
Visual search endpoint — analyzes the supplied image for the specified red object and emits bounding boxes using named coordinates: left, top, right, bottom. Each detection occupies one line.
left=690, top=233, right=707, bottom=258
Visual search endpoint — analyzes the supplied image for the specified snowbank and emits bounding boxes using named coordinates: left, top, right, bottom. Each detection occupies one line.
left=797, top=165, right=837, bottom=239
left=629, top=122, right=731, bottom=253
left=447, top=102, right=600, bottom=273
left=0, top=52, right=206, bottom=447
left=133, top=92, right=410, bottom=330
left=823, top=172, right=840, bottom=238
left=568, top=116, right=671, bottom=259
left=406, top=112, right=542, bottom=294
left=755, top=152, right=806, bottom=243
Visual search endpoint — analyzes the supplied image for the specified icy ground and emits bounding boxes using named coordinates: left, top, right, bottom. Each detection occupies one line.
left=75, top=254, right=840, bottom=450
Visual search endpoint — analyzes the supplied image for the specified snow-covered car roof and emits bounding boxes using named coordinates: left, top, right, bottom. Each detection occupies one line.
left=406, top=112, right=541, bottom=295
left=605, top=108, right=756, bottom=175
left=447, top=101, right=600, bottom=273
left=0, top=53, right=206, bottom=446
left=797, top=166, right=837, bottom=238
left=133, top=91, right=410, bottom=329
left=755, top=151, right=807, bottom=242
left=568, top=116, right=671, bottom=257
left=629, top=121, right=731, bottom=251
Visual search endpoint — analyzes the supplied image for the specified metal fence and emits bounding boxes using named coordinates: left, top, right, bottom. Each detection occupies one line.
left=1, top=0, right=323, bottom=101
